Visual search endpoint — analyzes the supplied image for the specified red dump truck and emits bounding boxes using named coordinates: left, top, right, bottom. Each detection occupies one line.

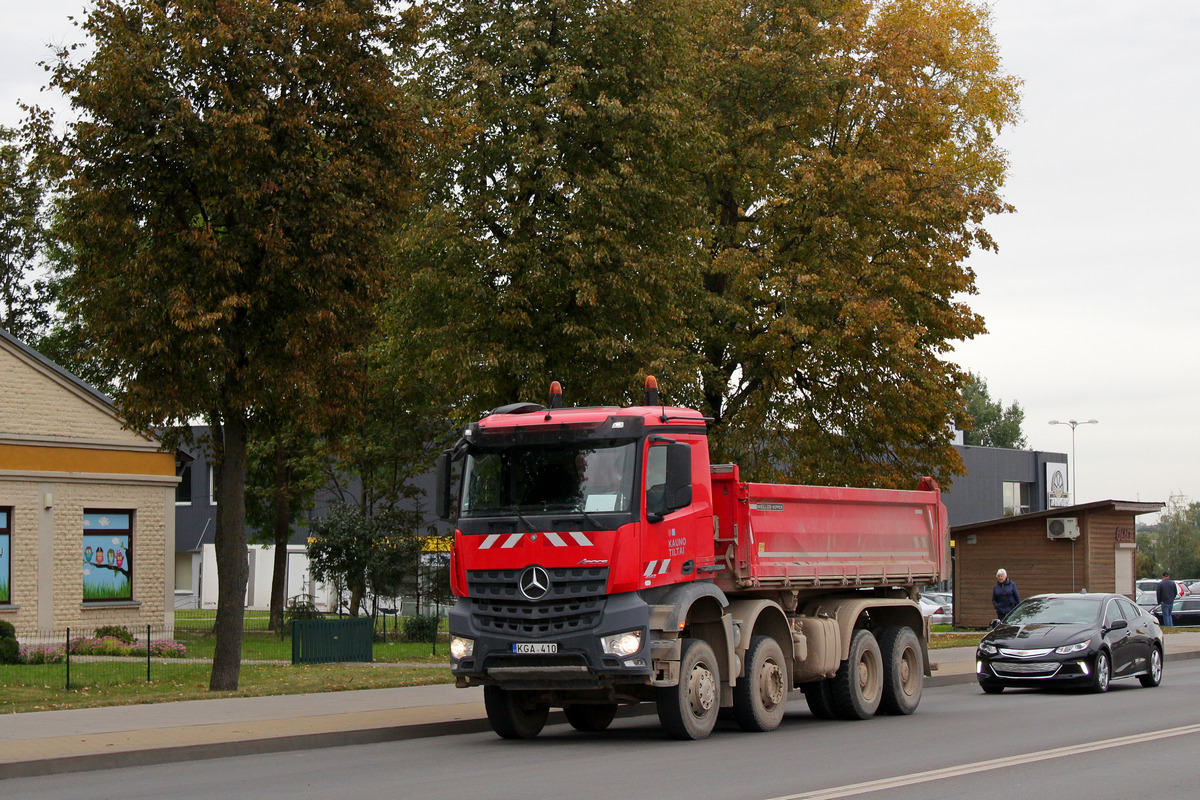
left=435, top=378, right=948, bottom=740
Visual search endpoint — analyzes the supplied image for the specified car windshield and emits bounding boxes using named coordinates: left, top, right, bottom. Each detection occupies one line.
left=1005, top=596, right=1102, bottom=625
left=460, top=440, right=637, bottom=516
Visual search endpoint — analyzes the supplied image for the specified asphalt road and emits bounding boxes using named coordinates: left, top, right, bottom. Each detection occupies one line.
left=6, top=661, right=1200, bottom=799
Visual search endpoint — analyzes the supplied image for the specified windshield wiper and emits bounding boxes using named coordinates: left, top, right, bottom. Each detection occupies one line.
left=508, top=506, right=536, bottom=532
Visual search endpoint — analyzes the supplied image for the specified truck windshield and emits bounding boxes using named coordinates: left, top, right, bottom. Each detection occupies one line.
left=461, top=441, right=637, bottom=517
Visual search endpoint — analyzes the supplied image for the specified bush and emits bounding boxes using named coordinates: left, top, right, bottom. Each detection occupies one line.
left=285, top=595, right=323, bottom=625
left=401, top=615, right=439, bottom=643
left=0, top=619, right=18, bottom=664
left=94, top=625, right=136, bottom=644
left=19, top=644, right=65, bottom=664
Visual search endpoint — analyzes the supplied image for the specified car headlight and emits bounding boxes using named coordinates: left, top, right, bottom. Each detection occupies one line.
left=601, top=630, right=643, bottom=657
left=449, top=636, right=474, bottom=660
left=978, top=642, right=998, bottom=656
left=1055, top=639, right=1090, bottom=655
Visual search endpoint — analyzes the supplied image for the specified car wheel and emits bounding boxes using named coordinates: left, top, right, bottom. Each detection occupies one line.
left=830, top=629, right=883, bottom=720
left=803, top=679, right=836, bottom=719
left=565, top=703, right=619, bottom=732
left=1138, top=645, right=1163, bottom=688
left=732, top=635, right=788, bottom=732
left=656, top=638, right=720, bottom=740
left=978, top=678, right=1004, bottom=694
left=1090, top=650, right=1110, bottom=693
left=484, top=686, right=550, bottom=739
left=878, top=626, right=923, bottom=715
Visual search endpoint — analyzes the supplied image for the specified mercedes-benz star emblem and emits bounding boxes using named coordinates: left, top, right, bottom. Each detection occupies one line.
left=519, top=566, right=550, bottom=601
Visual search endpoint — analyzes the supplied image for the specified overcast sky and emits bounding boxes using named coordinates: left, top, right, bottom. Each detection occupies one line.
left=3, top=1, right=1197, bottom=518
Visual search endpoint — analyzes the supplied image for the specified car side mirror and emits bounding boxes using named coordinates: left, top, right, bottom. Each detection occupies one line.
left=435, top=451, right=453, bottom=520
left=663, top=443, right=693, bottom=514
left=1107, top=618, right=1128, bottom=631
left=989, top=619, right=1000, bottom=628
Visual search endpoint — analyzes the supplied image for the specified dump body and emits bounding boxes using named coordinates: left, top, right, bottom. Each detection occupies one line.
left=711, top=465, right=947, bottom=594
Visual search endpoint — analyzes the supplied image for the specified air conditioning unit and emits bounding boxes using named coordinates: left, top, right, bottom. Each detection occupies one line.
left=1047, top=517, right=1080, bottom=540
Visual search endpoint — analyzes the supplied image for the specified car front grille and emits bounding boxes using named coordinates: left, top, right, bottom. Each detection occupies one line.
left=991, top=661, right=1061, bottom=677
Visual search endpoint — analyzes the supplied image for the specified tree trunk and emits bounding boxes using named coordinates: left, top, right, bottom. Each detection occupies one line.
left=210, top=410, right=249, bottom=691
left=268, top=442, right=291, bottom=632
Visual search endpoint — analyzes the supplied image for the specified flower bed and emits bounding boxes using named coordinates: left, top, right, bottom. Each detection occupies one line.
left=18, top=636, right=188, bottom=664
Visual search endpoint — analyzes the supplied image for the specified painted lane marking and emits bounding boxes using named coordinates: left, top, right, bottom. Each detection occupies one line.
left=764, top=722, right=1200, bottom=800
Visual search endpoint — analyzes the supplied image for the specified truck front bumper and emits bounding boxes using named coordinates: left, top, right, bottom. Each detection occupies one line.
left=448, top=591, right=654, bottom=690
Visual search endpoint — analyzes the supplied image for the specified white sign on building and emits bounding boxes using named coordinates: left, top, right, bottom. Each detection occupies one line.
left=1046, top=462, right=1069, bottom=508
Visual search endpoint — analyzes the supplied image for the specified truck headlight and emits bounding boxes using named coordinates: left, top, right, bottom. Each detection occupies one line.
left=601, top=630, right=643, bottom=657
left=450, top=636, right=474, bottom=660
left=1055, top=640, right=1090, bottom=655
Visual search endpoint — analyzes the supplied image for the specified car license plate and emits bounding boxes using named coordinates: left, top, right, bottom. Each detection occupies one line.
left=512, top=642, right=558, bottom=654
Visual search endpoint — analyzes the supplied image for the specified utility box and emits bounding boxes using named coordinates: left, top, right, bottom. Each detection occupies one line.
left=291, top=617, right=373, bottom=664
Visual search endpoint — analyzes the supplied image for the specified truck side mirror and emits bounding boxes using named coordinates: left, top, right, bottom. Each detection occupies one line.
left=435, top=451, right=453, bottom=520
left=664, top=443, right=692, bottom=513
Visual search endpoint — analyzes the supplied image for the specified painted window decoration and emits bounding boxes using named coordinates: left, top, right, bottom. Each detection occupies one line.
left=82, top=512, right=132, bottom=601
left=0, top=509, right=10, bottom=604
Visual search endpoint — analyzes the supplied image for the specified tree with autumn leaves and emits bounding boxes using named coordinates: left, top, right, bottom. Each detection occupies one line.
left=392, top=0, right=1020, bottom=490
left=39, top=0, right=421, bottom=690
left=36, top=0, right=1019, bottom=691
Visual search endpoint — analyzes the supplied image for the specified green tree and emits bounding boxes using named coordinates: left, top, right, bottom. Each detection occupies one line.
left=677, top=0, right=1019, bottom=487
left=959, top=371, right=1027, bottom=449
left=1141, top=496, right=1200, bottom=579
left=396, top=0, right=1019, bottom=491
left=0, top=125, right=50, bottom=341
left=245, top=424, right=328, bottom=632
left=40, top=0, right=420, bottom=690
left=390, top=0, right=699, bottom=414
left=306, top=504, right=423, bottom=618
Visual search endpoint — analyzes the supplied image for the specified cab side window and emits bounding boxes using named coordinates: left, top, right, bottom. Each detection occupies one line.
left=645, top=445, right=667, bottom=518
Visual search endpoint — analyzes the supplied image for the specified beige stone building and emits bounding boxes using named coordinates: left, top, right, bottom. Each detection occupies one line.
left=0, top=329, right=176, bottom=635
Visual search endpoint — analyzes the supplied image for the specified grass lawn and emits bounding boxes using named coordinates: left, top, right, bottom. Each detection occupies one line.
left=0, top=663, right=454, bottom=715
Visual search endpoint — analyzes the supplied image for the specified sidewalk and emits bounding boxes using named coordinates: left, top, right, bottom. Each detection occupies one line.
left=3, top=632, right=1199, bottom=780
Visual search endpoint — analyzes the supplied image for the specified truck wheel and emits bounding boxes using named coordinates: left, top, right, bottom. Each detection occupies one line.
left=877, top=626, right=923, bottom=716
left=803, top=680, right=836, bottom=720
left=565, top=703, right=619, bottom=732
left=733, top=635, right=788, bottom=732
left=830, top=628, right=883, bottom=720
left=484, top=686, right=550, bottom=739
left=656, top=638, right=721, bottom=740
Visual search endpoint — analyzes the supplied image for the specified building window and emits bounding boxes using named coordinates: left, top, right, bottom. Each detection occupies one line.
left=0, top=508, right=10, bottom=604
left=1002, top=482, right=1031, bottom=517
left=83, top=511, right=133, bottom=602
left=208, top=465, right=218, bottom=506
left=176, top=460, right=193, bottom=505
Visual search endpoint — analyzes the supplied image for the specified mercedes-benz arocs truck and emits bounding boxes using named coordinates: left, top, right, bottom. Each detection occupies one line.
left=435, top=378, right=948, bottom=739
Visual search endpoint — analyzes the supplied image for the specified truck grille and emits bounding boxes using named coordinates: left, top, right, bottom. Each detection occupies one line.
left=465, top=568, right=608, bottom=636
left=467, top=567, right=608, bottom=600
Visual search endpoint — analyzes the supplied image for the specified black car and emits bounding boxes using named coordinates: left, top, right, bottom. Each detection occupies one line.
left=976, top=593, right=1163, bottom=694
left=1153, top=596, right=1200, bottom=626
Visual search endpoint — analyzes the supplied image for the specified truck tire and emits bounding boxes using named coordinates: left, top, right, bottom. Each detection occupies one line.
left=484, top=686, right=550, bottom=739
left=565, top=703, right=619, bottom=732
left=656, top=637, right=721, bottom=740
left=877, top=626, right=923, bottom=716
left=830, top=628, right=883, bottom=720
left=733, top=635, right=788, bottom=732
left=803, top=680, right=836, bottom=720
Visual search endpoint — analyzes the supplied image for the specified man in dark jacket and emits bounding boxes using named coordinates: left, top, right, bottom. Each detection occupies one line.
left=992, top=569, right=1021, bottom=620
left=1157, top=571, right=1178, bottom=626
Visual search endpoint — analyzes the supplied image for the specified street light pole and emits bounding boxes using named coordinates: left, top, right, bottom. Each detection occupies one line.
left=1048, top=419, right=1099, bottom=504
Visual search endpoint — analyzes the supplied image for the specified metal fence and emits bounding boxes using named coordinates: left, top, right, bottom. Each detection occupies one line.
left=9, top=624, right=195, bottom=689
